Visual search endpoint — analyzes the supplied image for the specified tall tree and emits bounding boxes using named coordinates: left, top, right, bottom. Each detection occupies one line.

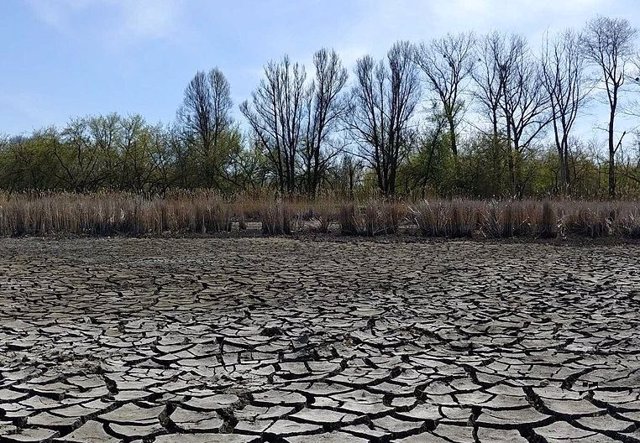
left=472, top=32, right=509, bottom=195
left=240, top=56, right=307, bottom=195
left=301, top=49, right=348, bottom=197
left=414, top=32, right=476, bottom=158
left=178, top=68, right=237, bottom=189
left=499, top=35, right=551, bottom=196
left=581, top=16, right=637, bottom=198
left=347, top=41, right=421, bottom=196
left=541, top=30, right=589, bottom=194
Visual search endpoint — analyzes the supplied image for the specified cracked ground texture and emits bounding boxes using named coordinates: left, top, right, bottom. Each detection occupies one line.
left=0, top=238, right=639, bottom=443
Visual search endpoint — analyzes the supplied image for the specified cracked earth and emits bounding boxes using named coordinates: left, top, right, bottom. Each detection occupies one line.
left=0, top=238, right=639, bottom=442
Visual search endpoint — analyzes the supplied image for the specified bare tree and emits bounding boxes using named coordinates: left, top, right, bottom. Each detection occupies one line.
left=347, top=41, right=421, bottom=196
left=581, top=16, right=637, bottom=198
left=473, top=33, right=551, bottom=196
left=301, top=49, right=348, bottom=197
left=414, top=32, right=476, bottom=158
left=178, top=68, right=235, bottom=188
left=541, top=30, right=589, bottom=193
left=499, top=35, right=551, bottom=196
left=472, top=32, right=508, bottom=193
left=240, top=56, right=307, bottom=195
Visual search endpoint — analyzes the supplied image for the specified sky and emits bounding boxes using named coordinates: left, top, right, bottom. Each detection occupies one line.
left=1, top=0, right=639, bottom=138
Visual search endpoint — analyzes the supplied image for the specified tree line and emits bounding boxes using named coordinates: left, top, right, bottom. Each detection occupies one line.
left=3, top=16, right=640, bottom=199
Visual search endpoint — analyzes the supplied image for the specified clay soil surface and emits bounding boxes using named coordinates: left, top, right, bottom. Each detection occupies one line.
left=1, top=238, right=640, bottom=442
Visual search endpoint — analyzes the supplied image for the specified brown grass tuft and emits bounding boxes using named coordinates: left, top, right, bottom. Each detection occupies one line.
left=260, top=200, right=291, bottom=235
left=539, top=201, right=557, bottom=238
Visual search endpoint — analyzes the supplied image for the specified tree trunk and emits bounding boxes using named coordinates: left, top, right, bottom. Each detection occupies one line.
left=563, top=143, right=571, bottom=192
left=608, top=109, right=616, bottom=199
left=506, top=125, right=516, bottom=196
left=448, top=117, right=457, bottom=157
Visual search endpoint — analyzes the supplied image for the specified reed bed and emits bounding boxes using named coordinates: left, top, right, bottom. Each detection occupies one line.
left=0, top=192, right=639, bottom=239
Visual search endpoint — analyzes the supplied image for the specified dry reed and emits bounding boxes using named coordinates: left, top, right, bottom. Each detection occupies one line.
left=0, top=192, right=638, bottom=239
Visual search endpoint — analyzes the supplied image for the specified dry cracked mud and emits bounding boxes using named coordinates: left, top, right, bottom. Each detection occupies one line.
left=0, top=238, right=639, bottom=442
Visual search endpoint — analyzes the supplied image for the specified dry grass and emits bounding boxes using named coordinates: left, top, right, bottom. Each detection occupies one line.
left=410, top=199, right=640, bottom=239
left=412, top=200, right=479, bottom=237
left=0, top=191, right=233, bottom=237
left=0, top=192, right=639, bottom=239
left=259, top=200, right=292, bottom=235
left=539, top=201, right=558, bottom=238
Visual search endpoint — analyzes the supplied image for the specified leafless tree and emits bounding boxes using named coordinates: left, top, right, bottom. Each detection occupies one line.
left=473, top=33, right=504, bottom=140
left=240, top=56, right=307, bottom=195
left=346, top=41, right=421, bottom=196
left=581, top=16, right=637, bottom=198
left=499, top=35, right=551, bottom=196
left=178, top=68, right=234, bottom=188
left=473, top=33, right=551, bottom=196
left=301, top=49, right=348, bottom=197
left=472, top=32, right=508, bottom=191
left=541, top=30, right=589, bottom=193
left=414, top=32, right=476, bottom=158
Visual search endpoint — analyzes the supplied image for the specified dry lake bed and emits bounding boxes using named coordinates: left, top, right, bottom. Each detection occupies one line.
left=1, top=238, right=639, bottom=442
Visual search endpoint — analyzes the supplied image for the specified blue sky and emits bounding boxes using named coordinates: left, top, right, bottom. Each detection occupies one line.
left=1, top=0, right=638, bottom=137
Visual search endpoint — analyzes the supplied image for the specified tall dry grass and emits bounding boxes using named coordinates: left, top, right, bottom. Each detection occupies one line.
left=0, top=192, right=639, bottom=239
left=0, top=191, right=233, bottom=236
left=409, top=199, right=640, bottom=239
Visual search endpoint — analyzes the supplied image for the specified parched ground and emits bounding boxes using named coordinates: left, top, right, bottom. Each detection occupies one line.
left=0, top=238, right=640, bottom=443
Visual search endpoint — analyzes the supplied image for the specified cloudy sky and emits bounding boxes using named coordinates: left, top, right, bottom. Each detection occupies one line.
left=1, top=0, right=638, bottom=136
